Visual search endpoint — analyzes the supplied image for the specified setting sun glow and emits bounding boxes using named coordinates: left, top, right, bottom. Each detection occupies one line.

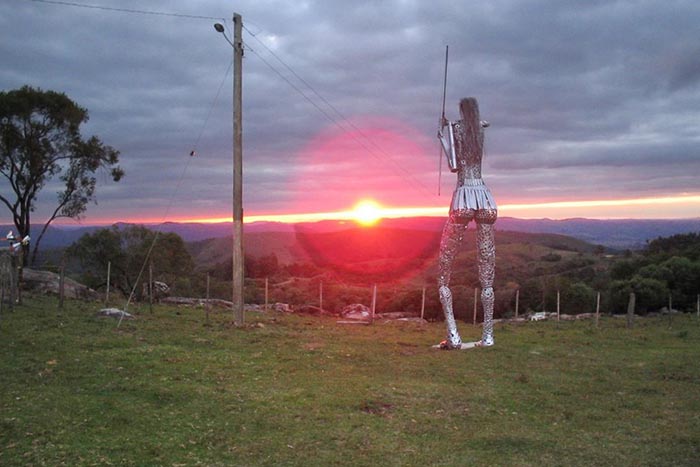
left=352, top=200, right=383, bottom=226
left=87, top=193, right=700, bottom=226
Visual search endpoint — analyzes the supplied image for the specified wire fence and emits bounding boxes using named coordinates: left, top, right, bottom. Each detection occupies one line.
left=12, top=259, right=699, bottom=326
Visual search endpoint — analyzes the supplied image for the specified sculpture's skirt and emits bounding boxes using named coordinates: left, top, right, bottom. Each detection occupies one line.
left=450, top=179, right=497, bottom=212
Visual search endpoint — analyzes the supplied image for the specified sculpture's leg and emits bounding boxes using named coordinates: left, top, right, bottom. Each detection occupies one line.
left=476, top=221, right=496, bottom=346
left=438, top=216, right=467, bottom=348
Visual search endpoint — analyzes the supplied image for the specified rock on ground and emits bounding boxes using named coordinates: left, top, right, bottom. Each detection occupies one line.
left=97, top=308, right=135, bottom=320
left=23, top=268, right=98, bottom=300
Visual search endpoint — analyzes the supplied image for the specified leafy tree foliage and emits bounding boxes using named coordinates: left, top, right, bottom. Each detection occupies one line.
left=606, top=233, right=700, bottom=312
left=0, top=85, right=123, bottom=265
left=246, top=253, right=280, bottom=278
left=646, top=233, right=700, bottom=261
left=609, top=276, right=669, bottom=313
left=68, top=225, right=193, bottom=298
left=610, top=257, right=650, bottom=281
left=210, top=253, right=281, bottom=281
left=563, top=282, right=597, bottom=313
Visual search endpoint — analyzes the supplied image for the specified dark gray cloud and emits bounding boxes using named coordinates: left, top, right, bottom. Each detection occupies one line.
left=1, top=0, right=699, bottom=223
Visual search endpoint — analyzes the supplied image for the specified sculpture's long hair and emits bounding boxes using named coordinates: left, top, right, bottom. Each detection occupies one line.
left=459, top=97, right=483, bottom=154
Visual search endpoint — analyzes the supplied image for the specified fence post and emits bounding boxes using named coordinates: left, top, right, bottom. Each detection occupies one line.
left=105, top=261, right=111, bottom=307
left=148, top=262, right=153, bottom=313
left=626, top=292, right=635, bottom=329
left=8, top=254, right=16, bottom=312
left=556, top=290, right=560, bottom=322
left=58, top=257, right=65, bottom=310
left=473, top=287, right=478, bottom=325
left=265, top=277, right=269, bottom=312
left=16, top=248, right=23, bottom=305
left=0, top=257, right=4, bottom=319
left=0, top=253, right=10, bottom=317
left=319, top=281, right=323, bottom=311
left=515, top=289, right=519, bottom=318
left=420, top=287, right=426, bottom=321
left=370, top=284, right=377, bottom=323
left=206, top=272, right=211, bottom=325
left=595, top=291, right=601, bottom=328
left=696, top=294, right=699, bottom=320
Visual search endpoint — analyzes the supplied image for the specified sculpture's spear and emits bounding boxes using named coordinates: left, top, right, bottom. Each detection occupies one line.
left=438, top=45, right=449, bottom=195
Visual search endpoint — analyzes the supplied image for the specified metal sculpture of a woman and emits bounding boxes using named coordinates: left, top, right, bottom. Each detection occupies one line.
left=436, top=97, right=497, bottom=349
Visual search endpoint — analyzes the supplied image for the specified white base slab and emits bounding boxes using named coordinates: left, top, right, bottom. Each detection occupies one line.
left=432, top=341, right=483, bottom=350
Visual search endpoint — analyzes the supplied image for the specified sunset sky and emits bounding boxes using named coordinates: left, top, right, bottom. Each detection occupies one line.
left=2, top=0, right=699, bottom=225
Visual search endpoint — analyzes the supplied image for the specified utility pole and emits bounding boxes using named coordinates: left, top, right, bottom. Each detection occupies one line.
left=232, top=13, right=245, bottom=325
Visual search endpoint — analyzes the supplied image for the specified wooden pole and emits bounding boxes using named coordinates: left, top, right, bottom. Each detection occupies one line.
left=370, top=284, right=377, bottom=323
left=626, top=292, right=635, bottom=329
left=105, top=261, right=111, bottom=306
left=473, top=287, right=478, bottom=325
left=420, top=287, right=426, bottom=321
left=595, top=291, right=601, bottom=328
left=515, top=289, right=519, bottom=318
left=319, top=281, right=323, bottom=311
left=265, top=277, right=269, bottom=312
left=231, top=12, right=245, bottom=326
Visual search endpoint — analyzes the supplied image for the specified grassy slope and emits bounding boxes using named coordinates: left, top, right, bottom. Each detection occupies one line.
left=2, top=296, right=699, bottom=466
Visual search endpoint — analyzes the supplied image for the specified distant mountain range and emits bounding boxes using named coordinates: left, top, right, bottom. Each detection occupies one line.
left=3, top=216, right=699, bottom=250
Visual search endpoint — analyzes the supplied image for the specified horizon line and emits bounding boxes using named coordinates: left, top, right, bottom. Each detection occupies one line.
left=42, top=193, right=700, bottom=226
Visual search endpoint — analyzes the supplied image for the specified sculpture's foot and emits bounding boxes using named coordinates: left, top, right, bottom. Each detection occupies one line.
left=436, top=339, right=462, bottom=350
left=435, top=329, right=462, bottom=350
left=475, top=335, right=494, bottom=347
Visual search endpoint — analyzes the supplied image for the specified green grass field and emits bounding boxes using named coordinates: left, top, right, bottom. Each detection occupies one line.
left=1, top=296, right=699, bottom=466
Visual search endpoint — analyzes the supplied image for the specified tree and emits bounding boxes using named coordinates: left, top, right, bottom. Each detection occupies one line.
left=609, top=276, right=668, bottom=314
left=0, top=85, right=123, bottom=265
left=562, top=281, right=596, bottom=314
left=646, top=233, right=700, bottom=261
left=68, top=225, right=194, bottom=299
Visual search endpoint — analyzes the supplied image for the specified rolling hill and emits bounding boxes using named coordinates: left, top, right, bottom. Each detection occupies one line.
left=3, top=216, right=699, bottom=251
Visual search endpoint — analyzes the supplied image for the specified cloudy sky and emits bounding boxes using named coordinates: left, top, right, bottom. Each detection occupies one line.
left=2, top=0, right=699, bottom=224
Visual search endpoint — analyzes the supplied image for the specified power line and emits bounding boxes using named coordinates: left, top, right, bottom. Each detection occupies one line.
left=192, top=59, right=233, bottom=154
left=243, top=28, right=438, bottom=199
left=27, top=0, right=222, bottom=20
left=26, top=0, right=441, bottom=198
left=120, top=55, right=235, bottom=320
left=243, top=43, right=343, bottom=131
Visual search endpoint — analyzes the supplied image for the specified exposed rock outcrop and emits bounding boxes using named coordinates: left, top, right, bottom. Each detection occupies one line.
left=23, top=268, right=98, bottom=300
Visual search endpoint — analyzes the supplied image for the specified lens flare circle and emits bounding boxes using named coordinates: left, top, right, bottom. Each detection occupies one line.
left=352, top=199, right=382, bottom=226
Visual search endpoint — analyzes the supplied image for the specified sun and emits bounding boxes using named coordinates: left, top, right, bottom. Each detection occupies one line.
left=352, top=199, right=383, bottom=226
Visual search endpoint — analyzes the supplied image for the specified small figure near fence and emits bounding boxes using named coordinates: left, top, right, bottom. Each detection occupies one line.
left=1, top=230, right=30, bottom=310
left=436, top=97, right=497, bottom=349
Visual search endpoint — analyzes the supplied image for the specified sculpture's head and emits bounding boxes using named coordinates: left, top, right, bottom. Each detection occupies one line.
left=459, top=97, right=480, bottom=129
left=459, top=97, right=486, bottom=151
